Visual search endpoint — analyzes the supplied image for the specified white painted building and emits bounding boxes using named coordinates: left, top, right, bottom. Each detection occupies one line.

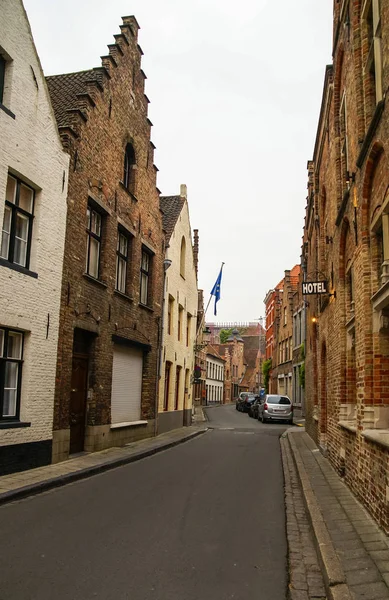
left=206, top=346, right=225, bottom=404
left=158, top=186, right=198, bottom=433
left=0, top=0, right=69, bottom=474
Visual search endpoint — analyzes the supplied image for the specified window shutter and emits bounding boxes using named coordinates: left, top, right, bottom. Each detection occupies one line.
left=111, top=345, right=143, bottom=423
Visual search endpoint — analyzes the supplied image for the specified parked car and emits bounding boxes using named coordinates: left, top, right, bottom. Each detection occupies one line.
left=248, top=397, right=261, bottom=418
left=236, top=392, right=256, bottom=412
left=257, top=394, right=293, bottom=424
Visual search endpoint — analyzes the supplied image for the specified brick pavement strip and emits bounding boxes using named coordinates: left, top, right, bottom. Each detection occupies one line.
left=0, top=427, right=208, bottom=506
left=280, top=436, right=327, bottom=600
left=286, top=430, right=389, bottom=600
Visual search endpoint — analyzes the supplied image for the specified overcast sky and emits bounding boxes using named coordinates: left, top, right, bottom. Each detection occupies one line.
left=24, top=0, right=333, bottom=323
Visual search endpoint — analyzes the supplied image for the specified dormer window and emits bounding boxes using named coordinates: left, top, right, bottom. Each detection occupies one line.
left=123, top=143, right=136, bottom=192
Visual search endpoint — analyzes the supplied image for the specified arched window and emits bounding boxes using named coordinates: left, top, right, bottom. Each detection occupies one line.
left=180, top=236, right=186, bottom=278
left=123, top=143, right=136, bottom=191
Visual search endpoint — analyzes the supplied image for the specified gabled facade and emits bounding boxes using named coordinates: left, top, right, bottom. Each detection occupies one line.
left=304, top=0, right=389, bottom=533
left=47, top=16, right=164, bottom=462
left=0, top=0, right=69, bottom=474
left=272, top=266, right=300, bottom=399
left=264, top=280, right=283, bottom=392
left=158, top=186, right=198, bottom=432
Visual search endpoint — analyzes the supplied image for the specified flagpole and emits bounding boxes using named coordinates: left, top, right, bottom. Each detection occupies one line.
left=196, top=262, right=224, bottom=340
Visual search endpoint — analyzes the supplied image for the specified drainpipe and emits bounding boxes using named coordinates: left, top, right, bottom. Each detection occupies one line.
left=154, top=256, right=172, bottom=437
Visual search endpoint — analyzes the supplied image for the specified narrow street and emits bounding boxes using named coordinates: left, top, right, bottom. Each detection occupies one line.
left=0, top=406, right=290, bottom=600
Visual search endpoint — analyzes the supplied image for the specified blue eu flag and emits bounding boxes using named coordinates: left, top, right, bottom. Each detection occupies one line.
left=210, top=265, right=223, bottom=316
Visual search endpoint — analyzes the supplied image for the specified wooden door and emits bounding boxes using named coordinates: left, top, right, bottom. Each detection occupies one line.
left=69, top=355, right=88, bottom=454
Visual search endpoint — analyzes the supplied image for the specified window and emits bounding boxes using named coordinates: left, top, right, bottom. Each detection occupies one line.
left=140, top=249, right=151, bottom=306
left=0, top=328, right=24, bottom=421
left=163, top=361, right=171, bottom=411
left=178, top=306, right=183, bottom=341
left=175, top=366, right=181, bottom=410
left=86, top=204, right=102, bottom=279
left=116, top=230, right=129, bottom=293
left=363, top=0, right=383, bottom=105
left=340, top=93, right=349, bottom=186
left=180, top=236, right=186, bottom=278
left=168, top=296, right=174, bottom=335
left=123, top=143, right=136, bottom=191
left=186, top=313, right=191, bottom=346
left=1, top=174, right=34, bottom=268
left=0, top=55, right=5, bottom=105
left=283, top=307, right=287, bottom=325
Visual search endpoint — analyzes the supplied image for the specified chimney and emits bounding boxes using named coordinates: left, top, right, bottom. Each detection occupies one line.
left=180, top=184, right=187, bottom=199
left=193, top=229, right=199, bottom=280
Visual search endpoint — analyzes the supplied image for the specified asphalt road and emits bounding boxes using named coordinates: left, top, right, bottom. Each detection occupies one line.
left=0, top=405, right=289, bottom=600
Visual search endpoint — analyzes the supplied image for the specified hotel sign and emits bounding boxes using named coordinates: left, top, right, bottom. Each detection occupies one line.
left=302, top=281, right=328, bottom=295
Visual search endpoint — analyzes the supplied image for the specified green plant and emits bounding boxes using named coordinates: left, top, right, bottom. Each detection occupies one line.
left=219, top=328, right=233, bottom=344
left=299, top=362, right=305, bottom=389
left=262, top=358, right=272, bottom=393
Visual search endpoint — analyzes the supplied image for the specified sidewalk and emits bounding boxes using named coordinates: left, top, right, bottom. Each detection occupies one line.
left=0, top=426, right=207, bottom=506
left=282, top=429, right=389, bottom=600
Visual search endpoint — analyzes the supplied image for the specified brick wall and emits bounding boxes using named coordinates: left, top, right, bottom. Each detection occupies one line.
left=304, top=0, right=389, bottom=532
left=47, top=16, right=165, bottom=460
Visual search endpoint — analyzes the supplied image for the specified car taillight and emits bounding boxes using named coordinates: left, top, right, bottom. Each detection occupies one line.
left=264, top=403, right=268, bottom=410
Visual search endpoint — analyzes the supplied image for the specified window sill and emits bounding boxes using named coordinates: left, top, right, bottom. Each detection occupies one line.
left=83, top=273, right=108, bottom=288
left=111, top=420, right=148, bottom=430
left=362, top=429, right=389, bottom=450
left=0, top=103, right=16, bottom=119
left=338, top=420, right=357, bottom=434
left=371, top=279, right=389, bottom=312
left=0, top=258, right=38, bottom=278
left=119, top=181, right=138, bottom=202
left=114, top=290, right=133, bottom=302
left=139, top=302, right=154, bottom=313
left=0, top=421, right=31, bottom=429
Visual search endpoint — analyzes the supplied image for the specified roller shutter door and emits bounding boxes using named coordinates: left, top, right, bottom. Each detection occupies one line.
left=111, top=345, right=143, bottom=424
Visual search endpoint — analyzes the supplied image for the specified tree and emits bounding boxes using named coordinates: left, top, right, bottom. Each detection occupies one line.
left=219, top=328, right=233, bottom=344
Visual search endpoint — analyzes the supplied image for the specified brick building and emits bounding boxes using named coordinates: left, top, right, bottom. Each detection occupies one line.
left=304, top=0, right=389, bottom=532
left=264, top=280, right=283, bottom=392
left=158, top=186, right=198, bottom=432
left=213, top=328, right=246, bottom=401
left=46, top=16, right=164, bottom=461
left=0, top=0, right=69, bottom=474
left=270, top=266, right=300, bottom=399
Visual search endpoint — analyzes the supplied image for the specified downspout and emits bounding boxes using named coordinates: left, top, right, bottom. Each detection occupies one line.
left=154, top=253, right=172, bottom=437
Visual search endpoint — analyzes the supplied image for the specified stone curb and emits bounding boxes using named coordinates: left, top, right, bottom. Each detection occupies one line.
left=0, top=428, right=208, bottom=507
left=286, top=432, right=353, bottom=600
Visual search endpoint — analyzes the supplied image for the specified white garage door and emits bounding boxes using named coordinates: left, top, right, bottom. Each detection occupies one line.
left=111, top=345, right=143, bottom=424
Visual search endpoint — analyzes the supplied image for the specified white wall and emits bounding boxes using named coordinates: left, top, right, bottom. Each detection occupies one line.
left=0, top=0, right=69, bottom=447
left=158, top=199, right=198, bottom=412
left=206, top=355, right=224, bottom=403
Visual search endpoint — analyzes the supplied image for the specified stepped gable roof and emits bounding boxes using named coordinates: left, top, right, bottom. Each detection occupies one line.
left=289, top=264, right=301, bottom=290
left=46, top=69, right=101, bottom=128
left=159, top=195, right=185, bottom=240
left=206, top=344, right=225, bottom=362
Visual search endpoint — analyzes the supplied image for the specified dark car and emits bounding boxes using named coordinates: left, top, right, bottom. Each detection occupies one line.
left=248, top=397, right=261, bottom=418
left=237, top=392, right=257, bottom=413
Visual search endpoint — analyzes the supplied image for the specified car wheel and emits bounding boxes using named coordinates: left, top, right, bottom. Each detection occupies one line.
left=261, top=413, right=266, bottom=424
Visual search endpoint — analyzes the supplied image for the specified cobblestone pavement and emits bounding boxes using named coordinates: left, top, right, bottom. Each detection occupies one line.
left=284, top=430, right=389, bottom=600
left=0, top=427, right=206, bottom=505
left=281, top=435, right=327, bottom=600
